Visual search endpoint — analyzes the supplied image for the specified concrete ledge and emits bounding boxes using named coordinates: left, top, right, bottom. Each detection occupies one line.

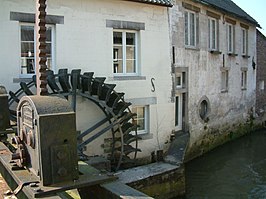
left=116, top=162, right=185, bottom=199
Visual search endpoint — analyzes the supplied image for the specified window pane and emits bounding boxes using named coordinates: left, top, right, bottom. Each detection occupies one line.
left=208, top=19, right=211, bottom=49
left=126, top=46, right=135, bottom=59
left=137, top=119, right=144, bottom=131
left=21, top=26, right=34, bottom=41
left=113, top=46, right=123, bottom=60
left=126, top=60, right=136, bottom=73
left=228, top=25, right=232, bottom=52
left=113, top=60, right=123, bottom=73
left=21, top=58, right=35, bottom=74
left=46, top=43, right=52, bottom=57
left=21, top=24, right=54, bottom=75
left=126, top=33, right=135, bottom=45
left=212, top=20, right=216, bottom=49
left=185, top=12, right=189, bottom=45
left=242, top=29, right=246, bottom=54
left=21, top=42, right=34, bottom=57
left=132, top=107, right=145, bottom=131
left=46, top=27, right=52, bottom=42
left=190, top=13, right=195, bottom=46
left=113, top=32, right=122, bottom=44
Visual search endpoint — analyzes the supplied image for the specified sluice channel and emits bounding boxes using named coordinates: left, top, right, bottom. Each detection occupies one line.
left=184, top=129, right=266, bottom=199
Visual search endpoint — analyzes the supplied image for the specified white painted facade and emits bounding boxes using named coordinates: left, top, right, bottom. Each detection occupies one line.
left=169, top=0, right=257, bottom=158
left=0, top=0, right=174, bottom=160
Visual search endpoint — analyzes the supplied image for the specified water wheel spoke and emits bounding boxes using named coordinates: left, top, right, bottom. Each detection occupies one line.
left=20, top=82, right=34, bottom=95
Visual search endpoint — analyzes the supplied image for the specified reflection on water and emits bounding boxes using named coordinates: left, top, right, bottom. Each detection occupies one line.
left=185, top=130, right=266, bottom=199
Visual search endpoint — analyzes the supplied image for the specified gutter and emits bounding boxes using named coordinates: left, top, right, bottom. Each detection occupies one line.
left=123, top=0, right=173, bottom=7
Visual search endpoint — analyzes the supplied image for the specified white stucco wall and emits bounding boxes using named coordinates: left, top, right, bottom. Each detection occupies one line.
left=0, top=0, right=174, bottom=160
left=170, top=0, right=257, bottom=151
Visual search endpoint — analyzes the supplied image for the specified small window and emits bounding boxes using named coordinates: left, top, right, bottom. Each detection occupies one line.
left=176, top=73, right=182, bottom=89
left=199, top=100, right=208, bottom=120
left=20, top=24, right=54, bottom=77
left=131, top=106, right=148, bottom=135
left=208, top=17, right=218, bottom=51
left=227, top=24, right=235, bottom=54
left=241, top=70, right=247, bottom=90
left=221, top=70, right=229, bottom=92
left=185, top=10, right=197, bottom=47
left=241, top=28, right=248, bottom=55
left=198, top=97, right=210, bottom=123
left=260, top=81, right=264, bottom=91
left=113, top=30, right=138, bottom=75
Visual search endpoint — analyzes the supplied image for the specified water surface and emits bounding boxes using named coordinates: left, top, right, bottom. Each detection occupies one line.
left=185, top=130, right=266, bottom=199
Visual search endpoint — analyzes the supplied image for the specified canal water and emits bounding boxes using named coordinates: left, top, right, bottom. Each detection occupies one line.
left=185, top=129, right=266, bottom=199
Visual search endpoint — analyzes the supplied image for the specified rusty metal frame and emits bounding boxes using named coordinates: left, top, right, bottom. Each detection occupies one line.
left=0, top=142, right=116, bottom=198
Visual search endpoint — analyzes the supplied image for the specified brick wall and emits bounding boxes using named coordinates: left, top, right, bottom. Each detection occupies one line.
left=256, top=30, right=266, bottom=117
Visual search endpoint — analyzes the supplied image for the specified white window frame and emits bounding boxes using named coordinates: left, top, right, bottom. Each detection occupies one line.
left=242, top=28, right=248, bottom=55
left=208, top=17, right=218, bottom=51
left=227, top=23, right=235, bottom=53
left=113, top=29, right=138, bottom=76
left=241, top=69, right=247, bottom=90
left=19, top=23, right=55, bottom=78
left=131, top=106, right=149, bottom=135
left=184, top=10, right=197, bottom=47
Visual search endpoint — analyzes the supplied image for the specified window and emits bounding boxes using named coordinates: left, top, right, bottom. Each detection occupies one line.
left=176, top=73, right=182, bottom=89
left=176, top=72, right=186, bottom=89
left=241, top=70, right=247, bottom=90
left=131, top=106, right=148, bottom=134
left=20, top=24, right=54, bottom=77
left=199, top=100, right=210, bottom=122
left=227, top=24, right=235, bottom=54
left=221, top=70, right=229, bottom=92
left=208, top=17, right=218, bottom=51
left=113, top=30, right=138, bottom=75
left=260, top=81, right=265, bottom=91
left=241, top=28, right=248, bottom=55
left=185, top=10, right=197, bottom=47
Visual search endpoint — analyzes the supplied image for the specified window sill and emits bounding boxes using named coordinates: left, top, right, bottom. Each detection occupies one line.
left=228, top=53, right=238, bottom=57
left=110, top=76, right=146, bottom=81
left=209, top=50, right=222, bottom=55
left=138, top=132, right=153, bottom=140
left=221, top=89, right=228, bottom=93
left=242, top=55, right=250, bottom=59
left=185, top=46, right=200, bottom=51
left=13, top=77, right=33, bottom=83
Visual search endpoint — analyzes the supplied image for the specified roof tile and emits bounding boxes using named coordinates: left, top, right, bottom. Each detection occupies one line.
left=199, top=0, right=258, bottom=26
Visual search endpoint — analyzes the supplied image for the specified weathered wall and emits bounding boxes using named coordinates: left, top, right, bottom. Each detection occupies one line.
left=256, top=30, right=266, bottom=122
left=0, top=0, right=174, bottom=160
left=169, top=0, right=257, bottom=160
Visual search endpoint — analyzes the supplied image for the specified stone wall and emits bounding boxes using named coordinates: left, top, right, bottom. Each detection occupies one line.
left=256, top=30, right=266, bottom=123
left=169, top=0, right=257, bottom=161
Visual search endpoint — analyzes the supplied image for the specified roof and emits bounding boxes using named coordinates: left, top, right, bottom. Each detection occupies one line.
left=125, top=0, right=173, bottom=7
left=196, top=0, right=259, bottom=26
